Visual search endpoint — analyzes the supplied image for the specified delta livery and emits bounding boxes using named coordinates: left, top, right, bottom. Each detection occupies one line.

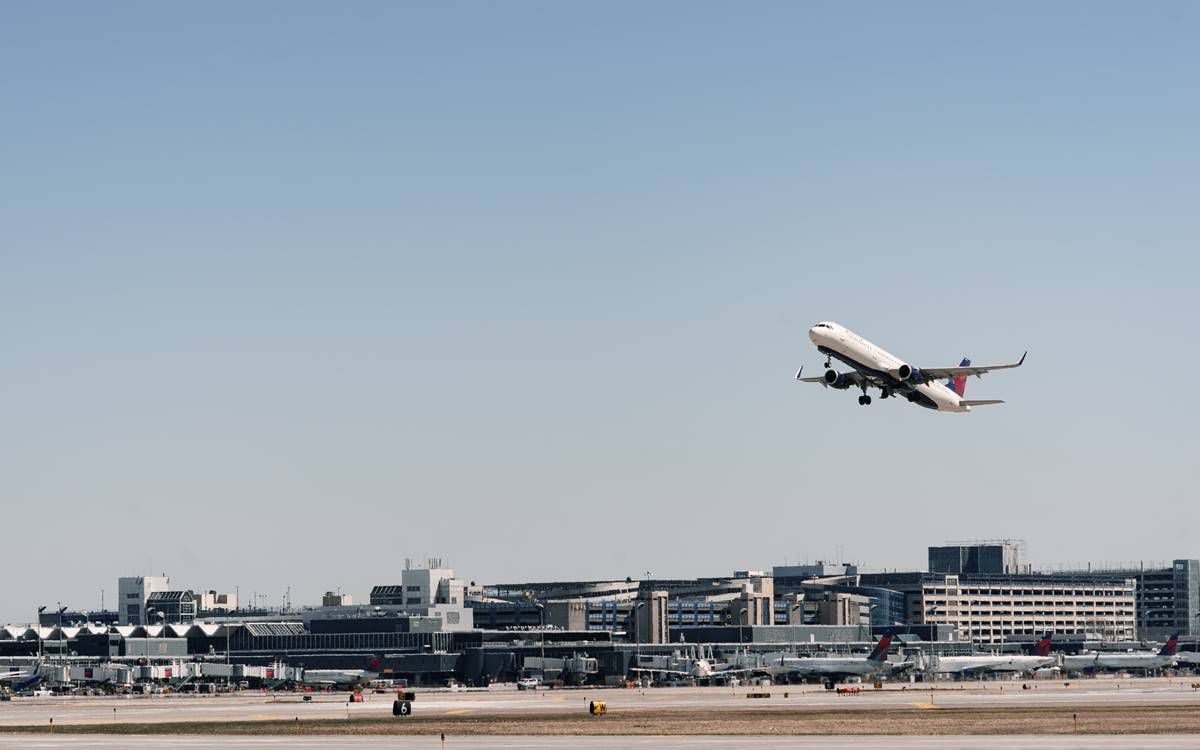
left=796, top=321, right=1026, bottom=412
left=930, top=634, right=1056, bottom=676
left=1062, top=634, right=1179, bottom=673
left=766, top=634, right=915, bottom=689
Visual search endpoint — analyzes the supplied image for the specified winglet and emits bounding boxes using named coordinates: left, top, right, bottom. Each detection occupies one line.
left=978, top=351, right=1027, bottom=379
left=795, top=366, right=803, bottom=380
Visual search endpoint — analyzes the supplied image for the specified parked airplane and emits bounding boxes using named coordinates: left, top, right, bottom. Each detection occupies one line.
left=0, top=663, right=43, bottom=693
left=1171, top=650, right=1200, bottom=669
left=631, top=646, right=751, bottom=682
left=929, top=634, right=1056, bottom=677
left=796, top=321, right=1025, bottom=411
left=767, top=635, right=913, bottom=688
left=1062, top=634, right=1179, bottom=673
left=299, top=656, right=383, bottom=688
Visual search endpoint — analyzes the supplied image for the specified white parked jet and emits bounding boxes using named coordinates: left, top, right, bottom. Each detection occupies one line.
left=1062, top=635, right=1179, bottom=673
left=299, top=656, right=382, bottom=688
left=767, top=635, right=914, bottom=688
left=930, top=634, right=1056, bottom=677
left=631, top=645, right=753, bottom=682
left=0, top=663, right=44, bottom=693
left=796, top=321, right=1025, bottom=411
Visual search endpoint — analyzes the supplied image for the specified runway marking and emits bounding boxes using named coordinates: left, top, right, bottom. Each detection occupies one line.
left=914, top=703, right=938, bottom=709
left=445, top=709, right=472, bottom=716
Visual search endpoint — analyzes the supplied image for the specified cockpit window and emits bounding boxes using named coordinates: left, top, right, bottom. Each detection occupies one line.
left=813, top=323, right=831, bottom=329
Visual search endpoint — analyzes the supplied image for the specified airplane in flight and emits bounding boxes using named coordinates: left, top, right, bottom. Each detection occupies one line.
left=1062, top=634, right=1179, bottom=673
left=796, top=321, right=1026, bottom=411
left=928, top=634, right=1056, bottom=678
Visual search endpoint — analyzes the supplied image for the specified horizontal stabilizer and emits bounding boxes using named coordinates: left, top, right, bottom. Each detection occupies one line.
left=961, top=399, right=1004, bottom=406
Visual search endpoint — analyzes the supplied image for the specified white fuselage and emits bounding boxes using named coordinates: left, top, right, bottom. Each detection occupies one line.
left=932, top=654, right=1055, bottom=676
left=770, top=654, right=892, bottom=679
left=1062, top=652, right=1174, bottom=672
left=300, top=669, right=377, bottom=687
left=808, top=322, right=968, bottom=412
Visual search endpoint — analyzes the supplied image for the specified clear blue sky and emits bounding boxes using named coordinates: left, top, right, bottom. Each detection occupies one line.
left=2, top=2, right=1197, bottom=621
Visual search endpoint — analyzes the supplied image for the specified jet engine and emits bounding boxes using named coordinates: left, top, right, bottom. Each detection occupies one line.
left=822, top=369, right=852, bottom=390
left=895, top=363, right=922, bottom=383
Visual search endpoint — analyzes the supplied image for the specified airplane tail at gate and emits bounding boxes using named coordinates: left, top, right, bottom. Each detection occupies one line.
left=1160, top=634, right=1180, bottom=656
left=948, top=358, right=970, bottom=396
left=1033, top=633, right=1053, bottom=657
left=867, top=635, right=894, bottom=663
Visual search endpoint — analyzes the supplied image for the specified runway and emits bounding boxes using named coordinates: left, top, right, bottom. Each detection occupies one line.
left=1, top=736, right=1199, bottom=749
left=3, top=678, right=1200, bottom=726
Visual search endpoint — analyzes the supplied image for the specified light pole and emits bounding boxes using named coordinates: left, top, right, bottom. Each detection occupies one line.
left=36, top=606, right=46, bottom=660
left=789, top=601, right=803, bottom=660
left=56, top=605, right=68, bottom=659
left=633, top=601, right=646, bottom=676
left=534, top=602, right=546, bottom=683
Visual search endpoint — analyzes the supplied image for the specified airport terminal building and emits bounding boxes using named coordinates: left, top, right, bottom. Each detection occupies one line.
left=7, top=548, right=1198, bottom=689
left=859, top=571, right=1137, bottom=644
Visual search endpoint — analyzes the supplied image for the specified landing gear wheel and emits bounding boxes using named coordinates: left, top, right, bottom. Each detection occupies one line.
left=864, top=395, right=872, bottom=405
left=857, top=395, right=866, bottom=406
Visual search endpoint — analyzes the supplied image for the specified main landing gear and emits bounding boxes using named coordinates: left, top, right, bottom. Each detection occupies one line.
left=857, top=394, right=872, bottom=406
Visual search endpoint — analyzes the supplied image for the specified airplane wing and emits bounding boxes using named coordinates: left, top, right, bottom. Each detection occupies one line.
left=794, top=367, right=869, bottom=387
left=782, top=661, right=851, bottom=677
left=953, top=665, right=997, bottom=677
left=710, top=666, right=768, bottom=676
left=913, top=352, right=1027, bottom=383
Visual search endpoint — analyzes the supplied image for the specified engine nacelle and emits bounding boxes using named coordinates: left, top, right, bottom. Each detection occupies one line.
left=895, top=363, right=922, bottom=383
left=822, top=369, right=852, bottom=390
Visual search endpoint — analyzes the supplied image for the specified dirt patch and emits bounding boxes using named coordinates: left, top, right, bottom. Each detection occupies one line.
left=2, top=705, right=1199, bottom=736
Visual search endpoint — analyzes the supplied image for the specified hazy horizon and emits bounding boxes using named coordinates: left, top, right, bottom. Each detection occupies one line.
left=3, top=2, right=1198, bottom=623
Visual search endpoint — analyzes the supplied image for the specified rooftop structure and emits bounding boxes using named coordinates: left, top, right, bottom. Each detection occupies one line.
left=117, top=576, right=170, bottom=626
left=929, top=542, right=1021, bottom=576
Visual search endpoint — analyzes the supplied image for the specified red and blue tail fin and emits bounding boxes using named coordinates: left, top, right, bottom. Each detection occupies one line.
left=947, top=357, right=970, bottom=396
left=1033, top=633, right=1053, bottom=657
left=867, top=634, right=893, bottom=662
left=1160, top=634, right=1179, bottom=656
